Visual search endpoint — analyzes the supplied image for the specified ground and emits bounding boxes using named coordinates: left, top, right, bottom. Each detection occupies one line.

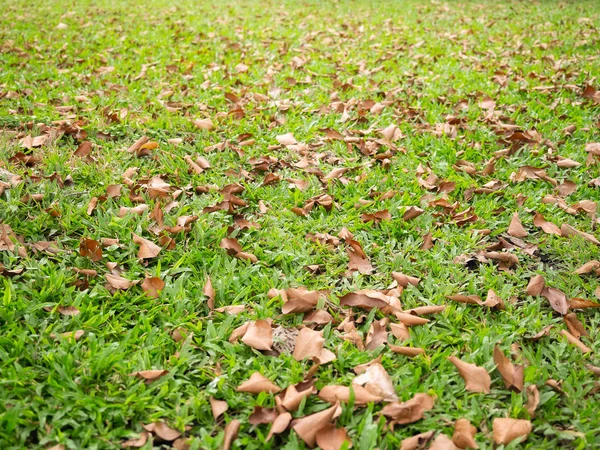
left=1, top=0, right=600, bottom=449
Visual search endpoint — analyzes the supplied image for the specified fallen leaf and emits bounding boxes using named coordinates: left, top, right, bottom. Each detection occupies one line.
left=561, top=223, right=600, bottom=245
left=122, top=431, right=149, bottom=448
left=492, top=418, right=532, bottom=445
left=452, top=418, right=478, bottom=449
left=533, top=212, right=562, bottom=235
left=142, top=422, right=181, bottom=441
left=564, top=313, right=588, bottom=338
left=353, top=363, right=398, bottom=402
left=525, top=385, right=540, bottom=418
left=380, top=393, right=435, bottom=425
left=106, top=274, right=137, bottom=290
left=389, top=346, right=425, bottom=357
left=508, top=212, right=528, bottom=237
left=493, top=345, right=524, bottom=392
left=192, top=118, right=215, bottom=131
left=400, top=431, right=435, bottom=450
left=448, top=356, right=491, bottom=393
left=293, top=328, right=324, bottom=361
left=132, top=233, right=161, bottom=259
left=574, top=261, right=600, bottom=275
left=79, top=238, right=102, bottom=262
left=237, top=372, right=281, bottom=394
left=429, top=434, right=459, bottom=450
left=204, top=276, right=215, bottom=310
left=223, top=419, right=240, bottom=450
left=209, top=397, right=228, bottom=420
left=318, top=384, right=383, bottom=405
left=141, top=276, right=164, bottom=298
left=266, top=412, right=292, bottom=441
left=249, top=406, right=278, bottom=425
left=129, top=369, right=168, bottom=382
left=292, top=403, right=339, bottom=447
left=541, top=286, right=569, bottom=315
left=391, top=272, right=420, bottom=287
left=365, top=318, right=388, bottom=350
left=242, top=320, right=273, bottom=351
left=525, top=275, right=545, bottom=296
left=315, top=424, right=352, bottom=450
left=561, top=330, right=592, bottom=353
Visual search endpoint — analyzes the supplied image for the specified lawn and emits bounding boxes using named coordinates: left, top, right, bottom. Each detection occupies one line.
left=1, top=0, right=600, bottom=448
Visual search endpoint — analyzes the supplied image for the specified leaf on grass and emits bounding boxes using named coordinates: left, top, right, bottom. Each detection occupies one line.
left=292, top=403, right=340, bottom=447
left=492, top=418, right=531, bottom=445
left=129, top=369, right=168, bottom=382
left=391, top=272, right=420, bottom=287
left=402, top=206, right=424, bottom=221
left=346, top=238, right=374, bottom=274
left=561, top=223, right=600, bottom=245
left=127, top=136, right=149, bottom=154
left=353, top=363, right=398, bottom=401
left=533, top=213, right=562, bottom=235
left=452, top=418, right=478, bottom=449
left=493, top=345, right=523, bottom=392
left=276, top=133, right=297, bottom=146
left=121, top=430, right=149, bottom=448
left=525, top=275, right=545, bottom=296
left=142, top=422, right=181, bottom=441
left=574, top=261, right=600, bottom=275
left=237, top=372, right=281, bottom=394
left=315, top=424, right=352, bottom=450
left=380, top=393, right=435, bottom=425
left=293, top=327, right=324, bottom=360
left=79, top=238, right=102, bottom=262
left=560, top=330, right=592, bottom=353
left=223, top=420, right=240, bottom=450
left=106, top=274, right=137, bottom=290
left=340, top=290, right=400, bottom=312
left=366, top=318, right=388, bottom=350
left=242, top=319, right=273, bottom=351
left=564, top=313, right=588, bottom=338
left=249, top=406, right=278, bottom=425
left=390, top=322, right=410, bottom=340
left=266, top=412, right=292, bottom=441
left=318, top=384, right=383, bottom=405
left=361, top=210, right=391, bottom=223
left=209, top=397, right=228, bottom=420
left=279, top=383, right=316, bottom=411
left=132, top=233, right=161, bottom=259
left=204, top=276, right=215, bottom=310
left=389, top=346, right=425, bottom=357
left=541, top=286, right=569, bottom=315
left=52, top=329, right=85, bottom=341
left=141, top=276, right=164, bottom=298
left=483, top=289, right=505, bottom=309
left=508, top=212, right=528, bottom=237
left=220, top=237, right=257, bottom=262
left=271, top=287, right=320, bottom=314
left=448, top=356, right=491, bottom=393
left=570, top=298, right=600, bottom=309
left=525, top=385, right=540, bottom=418
left=191, top=118, right=215, bottom=131
left=400, top=431, right=435, bottom=450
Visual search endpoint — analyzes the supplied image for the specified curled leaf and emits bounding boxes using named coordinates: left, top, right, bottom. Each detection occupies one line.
left=448, top=356, right=491, bottom=393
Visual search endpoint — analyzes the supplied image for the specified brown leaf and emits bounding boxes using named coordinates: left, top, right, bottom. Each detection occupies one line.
left=242, top=320, right=273, bottom=351
left=132, top=233, right=161, bottom=259
left=561, top=223, right=600, bottom=245
left=533, top=213, right=562, bottom=235
left=429, top=434, right=459, bottom=450
left=452, top=418, right=478, bottom=449
left=74, top=141, right=93, bottom=158
left=525, top=275, right=545, bottom=296
left=365, top=318, right=388, bottom=350
left=279, top=383, right=315, bottom=411
left=293, top=328, right=324, bottom=361
left=223, top=419, right=240, bottom=450
left=421, top=231, right=435, bottom=250
left=141, top=276, right=164, bottom=298
left=79, top=238, right=102, bottom=262
left=564, top=313, right=588, bottom=338
left=209, top=397, right=228, bottom=420
left=142, top=422, right=181, bottom=441
left=127, top=136, right=149, bottom=154
left=315, top=424, right=352, bottom=450
left=361, top=210, right=391, bottom=223
left=403, top=206, right=424, bottom=221
left=272, top=287, right=321, bottom=314
left=570, top=298, right=600, bottom=309
left=389, top=346, right=425, bottom=357
left=237, top=372, right=281, bottom=394
left=122, top=430, right=149, bottom=448
left=292, top=403, right=340, bottom=447
left=390, top=322, right=410, bottom=340
left=541, top=286, right=569, bottom=315
left=492, top=418, right=531, bottom=445
left=508, top=212, right=528, bottom=237
left=129, top=369, right=168, bottom=382
left=276, top=133, right=297, bottom=146
left=493, top=345, right=523, bottom=392
left=220, top=237, right=257, bottom=262
left=525, top=385, right=540, bottom=418
left=483, top=289, right=505, bottom=309
left=400, top=431, right=435, bottom=450
left=448, top=356, right=491, bottom=393
left=346, top=239, right=373, bottom=274
left=353, top=363, right=398, bottom=402
left=340, top=290, right=400, bottom=312
left=249, top=406, right=278, bottom=425
left=380, top=393, right=435, bottom=425
left=266, top=412, right=292, bottom=441
left=318, top=384, right=383, bottom=405
left=52, top=329, right=85, bottom=341
left=106, top=274, right=137, bottom=290
left=204, top=276, right=215, bottom=310
left=560, top=330, right=592, bottom=353
left=574, top=260, right=600, bottom=275
left=192, top=118, right=215, bottom=131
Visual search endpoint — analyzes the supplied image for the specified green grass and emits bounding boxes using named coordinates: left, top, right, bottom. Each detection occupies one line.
left=1, top=0, right=600, bottom=448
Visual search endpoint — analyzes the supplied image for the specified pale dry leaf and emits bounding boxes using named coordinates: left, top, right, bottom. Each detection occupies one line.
left=493, top=345, right=524, bottom=392
left=452, top=418, right=478, bottom=449
left=266, top=412, right=292, bottom=441
left=352, top=362, right=398, bottom=401
left=492, top=418, right=532, bottom=445
left=448, top=356, right=491, bottom=393
left=132, top=233, right=161, bottom=259
left=141, top=276, right=164, bottom=298
left=380, top=393, right=435, bottom=425
left=293, top=327, right=324, bottom=361
left=315, top=424, right=352, bottom=450
left=241, top=319, right=273, bottom=351
left=508, top=212, right=528, bottom=237
left=400, top=431, right=435, bottom=450
left=292, top=403, right=340, bottom=447
left=121, top=430, right=149, bottom=448
left=209, top=397, right=228, bottom=420
left=223, top=419, right=240, bottom=450
left=525, top=385, right=540, bottom=418
left=237, top=372, right=281, bottom=394
left=142, top=422, right=181, bottom=441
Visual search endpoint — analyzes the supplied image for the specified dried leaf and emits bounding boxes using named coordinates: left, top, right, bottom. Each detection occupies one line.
left=448, top=356, right=491, bottom=393
left=292, top=403, right=339, bottom=447
left=266, top=412, right=292, bottom=441
left=204, top=276, right=215, bottom=310
left=242, top=320, right=273, bottom=351
left=142, top=422, right=181, bottom=441
left=315, top=424, right=352, bottom=450
left=79, top=238, right=102, bottom=262
left=132, top=233, right=161, bottom=259
left=560, top=330, right=592, bottom=353
left=492, top=418, right=532, bottom=445
left=209, top=397, right=228, bottom=420
left=106, top=274, right=136, bottom=290
left=564, top=313, right=588, bottom=338
left=141, top=276, right=164, bottom=298
left=318, top=384, right=383, bottom=405
left=400, top=431, right=435, bottom=450
left=122, top=431, right=149, bottom=448
left=293, top=328, right=324, bottom=361
left=237, top=372, right=281, bottom=394
left=525, top=275, right=545, bottom=296
left=353, top=363, right=398, bottom=401
left=389, top=346, right=425, bottom=357
left=525, top=385, right=540, bottom=418
left=380, top=393, right=435, bottom=425
left=129, top=369, right=168, bottom=382
left=223, top=420, right=240, bottom=450
left=541, top=286, right=569, bottom=315
left=493, top=345, right=524, bottom=392
left=452, top=419, right=478, bottom=449
left=508, top=212, right=528, bottom=237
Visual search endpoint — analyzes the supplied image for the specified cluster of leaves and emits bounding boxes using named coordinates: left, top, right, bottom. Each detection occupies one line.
left=1, top=0, right=600, bottom=449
